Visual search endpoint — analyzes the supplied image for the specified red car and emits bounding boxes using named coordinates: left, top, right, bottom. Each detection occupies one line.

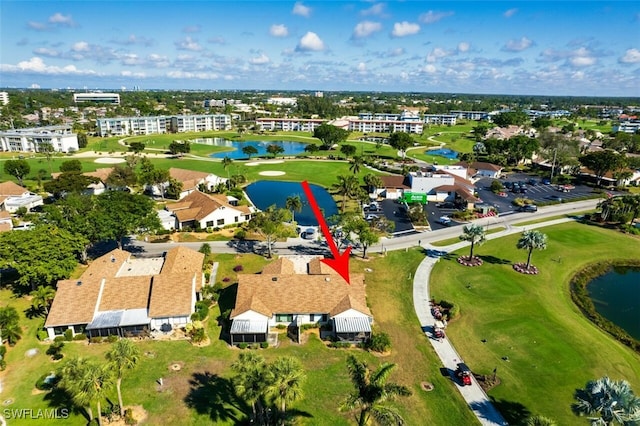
left=456, top=363, right=472, bottom=386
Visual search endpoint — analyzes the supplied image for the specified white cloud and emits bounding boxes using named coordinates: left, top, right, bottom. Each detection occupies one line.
left=30, top=83, right=41, bottom=89
left=385, top=47, right=405, bottom=57
left=502, top=36, right=533, bottom=52
left=121, top=53, right=143, bottom=66
left=48, top=13, right=76, bottom=27
left=71, top=41, right=90, bottom=52
left=426, top=47, right=453, bottom=63
left=33, top=47, right=60, bottom=57
left=292, top=2, right=311, bottom=17
left=207, top=36, right=226, bottom=45
left=183, top=25, right=201, bottom=33
left=458, top=42, right=470, bottom=53
left=361, top=3, right=385, bottom=16
left=296, top=32, right=325, bottom=51
left=27, top=21, right=49, bottom=31
left=391, top=21, right=420, bottom=37
left=419, top=11, right=454, bottom=24
left=570, top=56, right=596, bottom=67
left=147, top=54, right=171, bottom=68
left=352, top=21, right=382, bottom=39
left=422, top=64, right=437, bottom=74
left=503, top=8, right=518, bottom=18
left=356, top=62, right=367, bottom=73
left=121, top=70, right=146, bottom=78
left=249, top=53, right=270, bottom=65
left=270, top=24, right=288, bottom=37
left=175, top=36, right=202, bottom=51
left=0, top=57, right=97, bottom=75
left=619, top=48, right=640, bottom=64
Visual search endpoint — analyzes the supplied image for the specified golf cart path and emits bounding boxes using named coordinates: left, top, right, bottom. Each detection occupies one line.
left=412, top=217, right=575, bottom=426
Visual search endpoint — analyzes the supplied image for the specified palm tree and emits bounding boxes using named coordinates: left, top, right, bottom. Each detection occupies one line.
left=517, top=230, right=548, bottom=270
left=459, top=224, right=486, bottom=260
left=82, top=363, right=115, bottom=426
left=363, top=174, right=383, bottom=195
left=30, top=285, right=56, bottom=315
left=106, top=338, right=141, bottom=415
left=58, top=357, right=95, bottom=422
left=232, top=352, right=268, bottom=422
left=266, top=356, right=306, bottom=418
left=1, top=321, right=22, bottom=346
left=573, top=376, right=640, bottom=425
left=221, top=156, right=233, bottom=187
left=340, top=354, right=411, bottom=426
left=332, top=175, right=360, bottom=213
left=285, top=195, right=303, bottom=223
left=526, top=415, right=557, bottom=426
left=349, top=156, right=364, bottom=175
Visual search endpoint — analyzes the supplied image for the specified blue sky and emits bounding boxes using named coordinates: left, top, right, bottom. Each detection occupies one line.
left=1, top=1, right=639, bottom=96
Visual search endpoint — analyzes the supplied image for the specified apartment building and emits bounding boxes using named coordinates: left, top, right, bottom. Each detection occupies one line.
left=73, top=92, right=121, bottom=104
left=613, top=121, right=640, bottom=134
left=423, top=114, right=458, bottom=125
left=0, top=125, right=79, bottom=153
left=0, top=92, right=9, bottom=106
left=97, top=114, right=231, bottom=137
left=451, top=110, right=489, bottom=121
left=348, top=110, right=423, bottom=134
left=256, top=117, right=324, bottom=132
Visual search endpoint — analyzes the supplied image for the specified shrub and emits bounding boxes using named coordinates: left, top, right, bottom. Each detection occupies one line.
left=249, top=343, right=260, bottom=350
left=276, top=324, right=287, bottom=330
left=448, top=304, right=460, bottom=319
left=124, top=408, right=137, bottom=425
left=328, top=341, right=351, bottom=349
left=238, top=343, right=248, bottom=349
left=234, top=229, right=246, bottom=240
left=73, top=333, right=87, bottom=341
left=63, top=329, right=73, bottom=341
left=367, top=332, right=391, bottom=353
left=300, top=322, right=319, bottom=331
left=89, top=337, right=102, bottom=344
left=46, top=341, right=64, bottom=360
left=54, top=336, right=65, bottom=343
left=233, top=265, right=244, bottom=272
left=35, top=373, right=58, bottom=391
left=490, top=180, right=504, bottom=193
left=260, top=342, right=269, bottom=349
left=190, top=312, right=202, bottom=321
left=107, top=335, right=119, bottom=343
left=37, top=330, right=49, bottom=341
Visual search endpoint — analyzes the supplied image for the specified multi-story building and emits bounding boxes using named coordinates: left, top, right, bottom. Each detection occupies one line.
left=0, top=125, right=79, bottom=152
left=0, top=92, right=9, bottom=105
left=348, top=110, right=423, bottom=134
left=423, top=114, right=457, bottom=125
left=256, top=117, right=324, bottom=132
left=73, top=92, right=121, bottom=104
left=451, top=110, right=489, bottom=121
left=613, top=121, right=640, bottom=134
left=97, top=114, right=231, bottom=137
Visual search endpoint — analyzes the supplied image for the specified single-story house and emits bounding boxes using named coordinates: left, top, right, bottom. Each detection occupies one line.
left=0, top=181, right=43, bottom=213
left=230, top=257, right=372, bottom=345
left=147, top=168, right=226, bottom=199
left=44, top=246, right=205, bottom=339
left=165, top=190, right=252, bottom=230
left=454, top=161, right=503, bottom=179
left=377, top=175, right=410, bottom=200
left=0, top=210, right=12, bottom=232
left=51, top=167, right=115, bottom=195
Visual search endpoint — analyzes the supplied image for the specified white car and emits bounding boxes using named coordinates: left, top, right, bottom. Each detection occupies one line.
left=365, top=214, right=379, bottom=221
left=438, top=216, right=451, bottom=225
left=303, top=228, right=317, bottom=239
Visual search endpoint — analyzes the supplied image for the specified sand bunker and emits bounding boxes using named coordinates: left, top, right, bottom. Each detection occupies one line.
left=94, top=157, right=126, bottom=164
left=259, top=171, right=286, bottom=176
left=246, top=162, right=259, bottom=166
left=246, top=160, right=285, bottom=166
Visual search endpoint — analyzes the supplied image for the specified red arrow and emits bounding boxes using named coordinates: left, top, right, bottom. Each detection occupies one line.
left=301, top=181, right=351, bottom=284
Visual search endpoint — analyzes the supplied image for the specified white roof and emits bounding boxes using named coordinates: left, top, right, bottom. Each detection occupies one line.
left=334, top=316, right=372, bottom=333
left=230, top=319, right=269, bottom=334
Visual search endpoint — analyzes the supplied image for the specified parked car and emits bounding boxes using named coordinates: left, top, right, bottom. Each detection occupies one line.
left=455, top=363, right=472, bottom=386
left=365, top=214, right=379, bottom=221
left=303, top=228, right=317, bottom=239
left=549, top=195, right=563, bottom=202
left=542, top=178, right=552, bottom=185
left=504, top=182, right=513, bottom=189
left=527, top=178, right=538, bottom=186
left=438, top=216, right=452, bottom=225
left=519, top=204, right=538, bottom=212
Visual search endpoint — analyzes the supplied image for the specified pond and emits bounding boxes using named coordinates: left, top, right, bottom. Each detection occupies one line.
left=587, top=265, right=640, bottom=340
left=190, top=138, right=308, bottom=159
left=245, top=181, right=338, bottom=227
left=425, top=148, right=459, bottom=160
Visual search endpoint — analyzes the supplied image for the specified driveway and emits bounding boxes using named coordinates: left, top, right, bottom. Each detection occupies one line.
left=373, top=199, right=415, bottom=235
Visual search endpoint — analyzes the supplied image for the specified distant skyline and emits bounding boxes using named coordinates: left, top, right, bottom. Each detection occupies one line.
left=1, top=1, right=639, bottom=97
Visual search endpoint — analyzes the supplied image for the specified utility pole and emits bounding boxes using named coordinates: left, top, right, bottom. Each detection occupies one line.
left=550, top=148, right=558, bottom=181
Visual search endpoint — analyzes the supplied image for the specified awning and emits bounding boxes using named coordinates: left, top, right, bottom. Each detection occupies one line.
left=120, top=309, right=151, bottom=326
left=334, top=316, right=372, bottom=333
left=86, top=311, right=123, bottom=330
left=230, top=319, right=269, bottom=334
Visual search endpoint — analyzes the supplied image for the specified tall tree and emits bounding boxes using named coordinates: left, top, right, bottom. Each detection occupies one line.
left=343, top=215, right=380, bottom=259
left=106, top=339, right=141, bottom=415
left=232, top=352, right=268, bottom=423
left=266, top=144, right=285, bottom=158
left=44, top=172, right=99, bottom=198
left=242, top=145, right=258, bottom=159
left=139, top=165, right=170, bottom=200
left=39, top=142, right=55, bottom=173
left=247, top=205, right=292, bottom=258
left=579, top=150, right=626, bottom=187
left=340, top=144, right=357, bottom=159
left=168, top=140, right=191, bottom=156
left=106, top=164, right=138, bottom=189
left=128, top=141, right=146, bottom=154
left=30, top=285, right=56, bottom=315
left=266, top=356, right=306, bottom=418
left=285, top=194, right=303, bottom=223
left=340, top=355, right=411, bottom=426
left=388, top=132, right=413, bottom=162
left=164, top=177, right=184, bottom=200
left=517, top=230, right=548, bottom=271
left=349, top=156, right=364, bottom=175
left=313, top=123, right=349, bottom=149
left=59, top=159, right=83, bottom=173
left=221, top=156, right=233, bottom=186
left=459, top=224, right=486, bottom=261
left=0, top=306, right=22, bottom=346
left=332, top=175, right=360, bottom=213
left=3, top=159, right=30, bottom=186
left=573, top=376, right=640, bottom=425
left=363, top=174, right=382, bottom=195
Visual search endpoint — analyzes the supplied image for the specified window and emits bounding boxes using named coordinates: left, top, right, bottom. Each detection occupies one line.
left=206, top=221, right=214, bottom=227
left=53, top=326, right=67, bottom=336
left=217, top=218, right=225, bottom=226
left=276, top=314, right=293, bottom=323
left=321, top=314, right=328, bottom=323
left=309, top=314, right=315, bottom=322
left=234, top=216, right=239, bottom=223
left=73, top=325, right=85, bottom=334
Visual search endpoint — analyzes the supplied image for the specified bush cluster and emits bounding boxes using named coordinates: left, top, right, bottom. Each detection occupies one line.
left=46, top=341, right=64, bottom=360
left=365, top=332, right=391, bottom=353
left=190, top=300, right=210, bottom=321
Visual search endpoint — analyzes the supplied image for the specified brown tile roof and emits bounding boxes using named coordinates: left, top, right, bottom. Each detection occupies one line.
left=231, top=269, right=370, bottom=319
left=85, top=168, right=114, bottom=182
left=0, top=223, right=12, bottom=233
left=148, top=273, right=194, bottom=317
left=0, top=211, right=10, bottom=220
left=380, top=175, right=410, bottom=189
left=169, top=168, right=210, bottom=191
left=99, top=276, right=151, bottom=311
left=308, top=258, right=336, bottom=275
left=45, top=279, right=101, bottom=327
left=456, top=161, right=502, bottom=172
left=162, top=246, right=204, bottom=290
left=83, top=249, right=131, bottom=281
left=262, top=258, right=296, bottom=275
left=165, top=190, right=246, bottom=222
left=0, top=181, right=28, bottom=196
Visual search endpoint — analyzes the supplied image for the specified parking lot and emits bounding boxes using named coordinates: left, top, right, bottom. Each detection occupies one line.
left=365, top=199, right=416, bottom=236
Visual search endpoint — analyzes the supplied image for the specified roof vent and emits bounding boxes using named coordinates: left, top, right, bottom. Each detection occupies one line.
left=76, top=281, right=82, bottom=286
left=325, top=277, right=330, bottom=282
left=111, top=255, right=115, bottom=263
left=272, top=277, right=278, bottom=282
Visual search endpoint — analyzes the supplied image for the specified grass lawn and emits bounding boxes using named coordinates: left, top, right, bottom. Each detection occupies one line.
left=0, top=249, right=476, bottom=426
left=430, top=227, right=507, bottom=247
left=429, top=222, right=640, bottom=425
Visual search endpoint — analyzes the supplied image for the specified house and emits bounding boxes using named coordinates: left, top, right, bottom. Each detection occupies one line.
left=0, top=181, right=43, bottom=213
left=165, top=190, right=252, bottom=230
left=0, top=210, right=12, bottom=232
left=51, top=167, right=114, bottom=195
left=230, top=257, right=372, bottom=345
left=147, top=168, right=226, bottom=199
left=454, top=161, right=503, bottom=179
left=44, top=246, right=205, bottom=339
left=377, top=176, right=410, bottom=200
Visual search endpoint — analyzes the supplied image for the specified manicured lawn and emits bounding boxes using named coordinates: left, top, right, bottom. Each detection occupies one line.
left=430, top=227, right=506, bottom=247
left=430, top=222, right=640, bottom=425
